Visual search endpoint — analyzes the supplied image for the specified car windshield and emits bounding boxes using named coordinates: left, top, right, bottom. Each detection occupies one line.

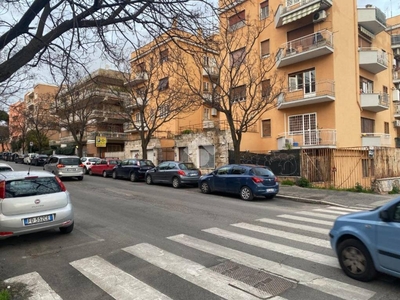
left=179, top=163, right=197, bottom=170
left=139, top=160, right=154, bottom=167
left=5, top=177, right=62, bottom=198
left=39, top=155, right=48, bottom=158
left=0, top=167, right=12, bottom=171
left=60, top=158, right=80, bottom=165
left=252, top=167, right=274, bottom=176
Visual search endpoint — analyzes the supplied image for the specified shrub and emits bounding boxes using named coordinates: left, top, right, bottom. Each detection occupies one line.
left=354, top=182, right=363, bottom=193
left=296, top=177, right=311, bottom=188
left=280, top=179, right=295, bottom=186
left=181, top=129, right=193, bottom=134
left=389, top=185, right=400, bottom=194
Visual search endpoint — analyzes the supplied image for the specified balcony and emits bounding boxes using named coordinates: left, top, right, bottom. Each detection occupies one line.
left=203, top=120, right=215, bottom=129
left=359, top=48, right=388, bottom=74
left=360, top=92, right=389, bottom=112
left=278, top=80, right=335, bottom=110
left=60, top=136, right=76, bottom=144
left=202, top=66, right=219, bottom=79
left=277, top=129, right=336, bottom=149
left=125, top=72, right=149, bottom=87
left=276, top=30, right=333, bottom=68
left=86, top=131, right=129, bottom=141
left=357, top=6, right=386, bottom=34
left=393, top=104, right=400, bottom=118
left=394, top=71, right=400, bottom=85
left=123, top=122, right=148, bottom=132
left=274, top=0, right=333, bottom=28
left=361, top=133, right=391, bottom=147
left=392, top=35, right=400, bottom=48
left=124, top=97, right=144, bottom=108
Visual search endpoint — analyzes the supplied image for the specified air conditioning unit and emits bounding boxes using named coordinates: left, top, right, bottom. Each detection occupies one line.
left=394, top=120, right=400, bottom=127
left=393, top=89, right=400, bottom=102
left=313, top=10, right=327, bottom=23
left=211, top=108, right=218, bottom=116
left=394, top=48, right=400, bottom=56
left=285, top=138, right=293, bottom=146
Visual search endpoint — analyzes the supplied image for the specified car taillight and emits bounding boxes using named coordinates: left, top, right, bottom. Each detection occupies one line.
left=251, top=177, right=264, bottom=184
left=0, top=232, right=13, bottom=237
left=56, top=164, right=65, bottom=168
left=55, top=176, right=67, bottom=191
left=177, top=170, right=185, bottom=176
left=0, top=181, right=5, bottom=198
left=275, top=177, right=279, bottom=182
left=79, top=163, right=84, bottom=167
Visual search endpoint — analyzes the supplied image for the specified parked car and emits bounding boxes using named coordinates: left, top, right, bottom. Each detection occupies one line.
left=2, top=152, right=11, bottom=161
left=89, top=158, right=120, bottom=177
left=44, top=155, right=84, bottom=180
left=14, top=154, right=24, bottom=164
left=198, top=164, right=279, bottom=201
left=80, top=157, right=101, bottom=174
left=23, top=153, right=36, bottom=164
left=329, top=197, right=400, bottom=282
left=9, top=153, right=20, bottom=162
left=0, top=170, right=74, bottom=239
left=145, top=161, right=201, bottom=188
left=112, top=159, right=155, bottom=182
left=30, top=154, right=49, bottom=166
left=0, top=163, right=14, bottom=172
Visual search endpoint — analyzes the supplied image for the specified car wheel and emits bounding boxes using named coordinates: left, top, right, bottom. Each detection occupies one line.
left=77, top=176, right=83, bottom=181
left=146, top=175, right=153, bottom=185
left=200, top=181, right=211, bottom=194
left=103, top=171, right=108, bottom=178
left=265, top=194, right=276, bottom=199
left=240, top=186, right=254, bottom=201
left=172, top=177, right=181, bottom=188
left=84, top=167, right=89, bottom=175
left=337, top=238, right=376, bottom=282
left=130, top=172, right=138, bottom=182
left=89, top=169, right=93, bottom=176
left=112, top=171, right=117, bottom=179
left=59, top=222, right=74, bottom=234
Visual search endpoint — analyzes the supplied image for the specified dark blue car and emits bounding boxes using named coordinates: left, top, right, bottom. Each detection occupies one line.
left=198, top=164, right=279, bottom=201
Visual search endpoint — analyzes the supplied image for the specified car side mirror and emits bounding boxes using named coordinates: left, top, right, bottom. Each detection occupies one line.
left=379, top=210, right=390, bottom=222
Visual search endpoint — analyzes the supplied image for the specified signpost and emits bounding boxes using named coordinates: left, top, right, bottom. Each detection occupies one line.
left=29, top=141, right=33, bottom=153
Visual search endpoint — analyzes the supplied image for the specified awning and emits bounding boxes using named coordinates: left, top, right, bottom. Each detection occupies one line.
left=282, top=3, right=320, bottom=25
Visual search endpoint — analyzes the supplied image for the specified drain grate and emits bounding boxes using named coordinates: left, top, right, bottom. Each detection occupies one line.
left=209, top=261, right=296, bottom=298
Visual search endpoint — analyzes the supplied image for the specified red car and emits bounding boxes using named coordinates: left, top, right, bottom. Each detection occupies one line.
left=89, top=158, right=120, bottom=177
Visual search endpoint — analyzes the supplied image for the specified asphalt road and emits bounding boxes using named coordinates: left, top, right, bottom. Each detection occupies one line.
left=0, top=161, right=399, bottom=300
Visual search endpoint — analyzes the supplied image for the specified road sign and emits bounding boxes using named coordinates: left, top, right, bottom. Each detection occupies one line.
left=96, top=136, right=107, bottom=148
left=29, top=141, right=33, bottom=146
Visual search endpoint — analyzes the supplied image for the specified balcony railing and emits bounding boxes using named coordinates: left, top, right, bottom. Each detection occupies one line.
left=394, top=71, right=400, bottom=82
left=123, top=122, right=148, bottom=132
left=86, top=131, right=129, bottom=140
left=278, top=80, right=335, bottom=109
left=359, top=47, right=388, bottom=73
left=392, top=35, right=400, bottom=46
left=361, top=133, right=391, bottom=147
left=277, top=129, right=336, bottom=149
left=125, top=72, right=149, bottom=86
left=60, top=136, right=76, bottom=144
left=276, top=30, right=333, bottom=67
left=360, top=92, right=389, bottom=112
left=202, top=66, right=219, bottom=78
left=357, top=6, right=386, bottom=34
left=394, top=104, right=400, bottom=118
left=124, top=97, right=144, bottom=108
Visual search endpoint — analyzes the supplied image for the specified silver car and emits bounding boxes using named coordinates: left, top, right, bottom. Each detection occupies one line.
left=44, top=155, right=84, bottom=180
left=0, top=171, right=74, bottom=239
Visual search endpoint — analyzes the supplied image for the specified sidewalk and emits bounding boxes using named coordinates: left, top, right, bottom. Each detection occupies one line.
left=277, top=185, right=396, bottom=209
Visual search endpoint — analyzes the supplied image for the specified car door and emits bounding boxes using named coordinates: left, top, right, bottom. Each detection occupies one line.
left=376, top=200, right=400, bottom=272
left=45, top=157, right=58, bottom=173
left=114, top=159, right=128, bottom=178
left=226, top=165, right=246, bottom=193
left=152, top=162, right=168, bottom=183
left=212, top=165, right=232, bottom=192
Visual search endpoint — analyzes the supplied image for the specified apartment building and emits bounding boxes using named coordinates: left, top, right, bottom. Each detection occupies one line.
left=8, top=100, right=25, bottom=149
left=56, top=69, right=131, bottom=157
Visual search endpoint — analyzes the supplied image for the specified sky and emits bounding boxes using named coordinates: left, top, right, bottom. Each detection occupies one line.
left=357, top=0, right=400, bottom=18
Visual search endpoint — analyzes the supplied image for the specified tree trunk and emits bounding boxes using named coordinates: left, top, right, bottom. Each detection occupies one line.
left=232, top=139, right=241, bottom=164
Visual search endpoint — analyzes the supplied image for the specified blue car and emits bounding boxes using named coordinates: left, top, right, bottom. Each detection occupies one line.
left=198, top=164, right=279, bottom=201
left=330, top=197, right=400, bottom=281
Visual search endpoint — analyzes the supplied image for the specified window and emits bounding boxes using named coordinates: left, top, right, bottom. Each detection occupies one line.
left=261, top=79, right=271, bottom=98
left=204, top=107, right=210, bottom=120
left=362, top=159, right=369, bottom=177
left=383, top=86, right=388, bottom=94
left=203, top=82, right=210, bottom=91
left=179, top=147, right=189, bottom=162
left=286, top=0, right=300, bottom=6
left=289, top=69, right=315, bottom=94
left=384, top=122, right=389, bottom=134
left=361, top=117, right=374, bottom=133
left=158, top=77, right=169, bottom=91
left=261, top=39, right=270, bottom=57
left=160, top=105, right=169, bottom=118
left=160, top=49, right=169, bottom=64
left=260, top=1, right=269, bottom=19
left=231, top=166, right=246, bottom=174
left=136, top=62, right=146, bottom=73
left=289, top=113, right=317, bottom=145
left=229, top=10, right=245, bottom=31
left=360, top=77, right=373, bottom=93
left=230, top=47, right=246, bottom=67
left=134, top=112, right=141, bottom=123
left=231, top=85, right=246, bottom=103
left=217, top=166, right=231, bottom=175
left=262, top=119, right=271, bottom=137
left=199, top=145, right=215, bottom=168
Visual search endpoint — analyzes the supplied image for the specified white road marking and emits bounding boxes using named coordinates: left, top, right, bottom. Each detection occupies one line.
left=168, top=234, right=375, bottom=300
left=258, top=218, right=331, bottom=234
left=5, top=272, right=62, bottom=300
left=203, top=228, right=337, bottom=268
left=70, top=255, right=171, bottom=300
left=327, top=206, right=362, bottom=212
left=276, top=214, right=333, bottom=226
left=312, top=209, right=351, bottom=215
left=123, top=243, right=268, bottom=300
left=231, top=222, right=331, bottom=248
left=295, top=211, right=339, bottom=220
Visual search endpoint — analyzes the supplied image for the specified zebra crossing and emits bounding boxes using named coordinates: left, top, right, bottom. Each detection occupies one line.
left=4, top=206, right=378, bottom=300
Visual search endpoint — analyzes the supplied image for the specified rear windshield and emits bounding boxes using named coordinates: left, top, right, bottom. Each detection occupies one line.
left=0, top=167, right=12, bottom=172
left=38, top=155, right=48, bottom=158
left=89, top=158, right=100, bottom=162
left=60, top=158, right=81, bottom=165
left=179, top=163, right=197, bottom=170
left=109, top=160, right=119, bottom=165
left=139, top=160, right=154, bottom=167
left=252, top=167, right=275, bottom=177
left=5, top=177, right=62, bottom=198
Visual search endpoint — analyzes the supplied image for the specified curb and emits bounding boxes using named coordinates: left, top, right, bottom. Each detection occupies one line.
left=275, top=194, right=352, bottom=208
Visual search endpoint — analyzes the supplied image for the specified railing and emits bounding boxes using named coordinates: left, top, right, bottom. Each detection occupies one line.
left=60, top=136, right=76, bottom=143
left=278, top=30, right=333, bottom=59
left=178, top=120, right=257, bottom=133
left=394, top=71, right=400, bottom=80
left=359, top=47, right=389, bottom=66
left=360, top=92, right=389, bottom=107
left=394, top=104, right=400, bottom=115
left=87, top=131, right=129, bottom=140
left=203, top=66, right=219, bottom=77
left=392, top=35, right=400, bottom=46
left=281, top=80, right=335, bottom=103
left=278, top=129, right=336, bottom=147
left=361, top=133, right=391, bottom=147
left=374, top=7, right=387, bottom=26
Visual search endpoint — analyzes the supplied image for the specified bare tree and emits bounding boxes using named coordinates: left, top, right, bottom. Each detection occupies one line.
left=173, top=8, right=285, bottom=163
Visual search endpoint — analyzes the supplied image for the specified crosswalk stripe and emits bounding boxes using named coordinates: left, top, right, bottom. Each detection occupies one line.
left=258, top=218, right=331, bottom=234
left=327, top=206, right=361, bottom=212
left=168, top=234, right=375, bottom=300
left=123, top=243, right=269, bottom=300
left=312, top=209, right=350, bottom=215
left=203, top=228, right=338, bottom=268
left=231, top=222, right=331, bottom=248
left=70, top=255, right=171, bottom=300
left=4, top=272, right=62, bottom=300
left=295, top=211, right=339, bottom=220
left=277, top=214, right=333, bottom=226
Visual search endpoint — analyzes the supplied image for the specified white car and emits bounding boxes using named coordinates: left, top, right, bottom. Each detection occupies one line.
left=23, top=153, right=36, bottom=164
left=80, top=157, right=101, bottom=174
left=0, top=163, right=13, bottom=172
left=0, top=171, right=74, bottom=239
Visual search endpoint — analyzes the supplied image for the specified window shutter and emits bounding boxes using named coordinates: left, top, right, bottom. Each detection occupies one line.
left=261, top=40, right=270, bottom=56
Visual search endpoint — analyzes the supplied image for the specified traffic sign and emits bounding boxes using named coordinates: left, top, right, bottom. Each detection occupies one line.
left=29, top=141, right=33, bottom=146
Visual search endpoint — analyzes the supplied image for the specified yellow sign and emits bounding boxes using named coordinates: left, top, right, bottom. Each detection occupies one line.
left=96, top=136, right=107, bottom=147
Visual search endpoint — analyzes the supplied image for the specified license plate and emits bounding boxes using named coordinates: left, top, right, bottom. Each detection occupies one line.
left=67, top=168, right=77, bottom=171
left=267, top=188, right=275, bottom=192
left=189, top=173, right=197, bottom=176
left=24, top=214, right=54, bottom=226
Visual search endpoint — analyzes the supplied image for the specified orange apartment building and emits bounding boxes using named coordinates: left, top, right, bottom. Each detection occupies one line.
left=8, top=100, right=25, bottom=150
